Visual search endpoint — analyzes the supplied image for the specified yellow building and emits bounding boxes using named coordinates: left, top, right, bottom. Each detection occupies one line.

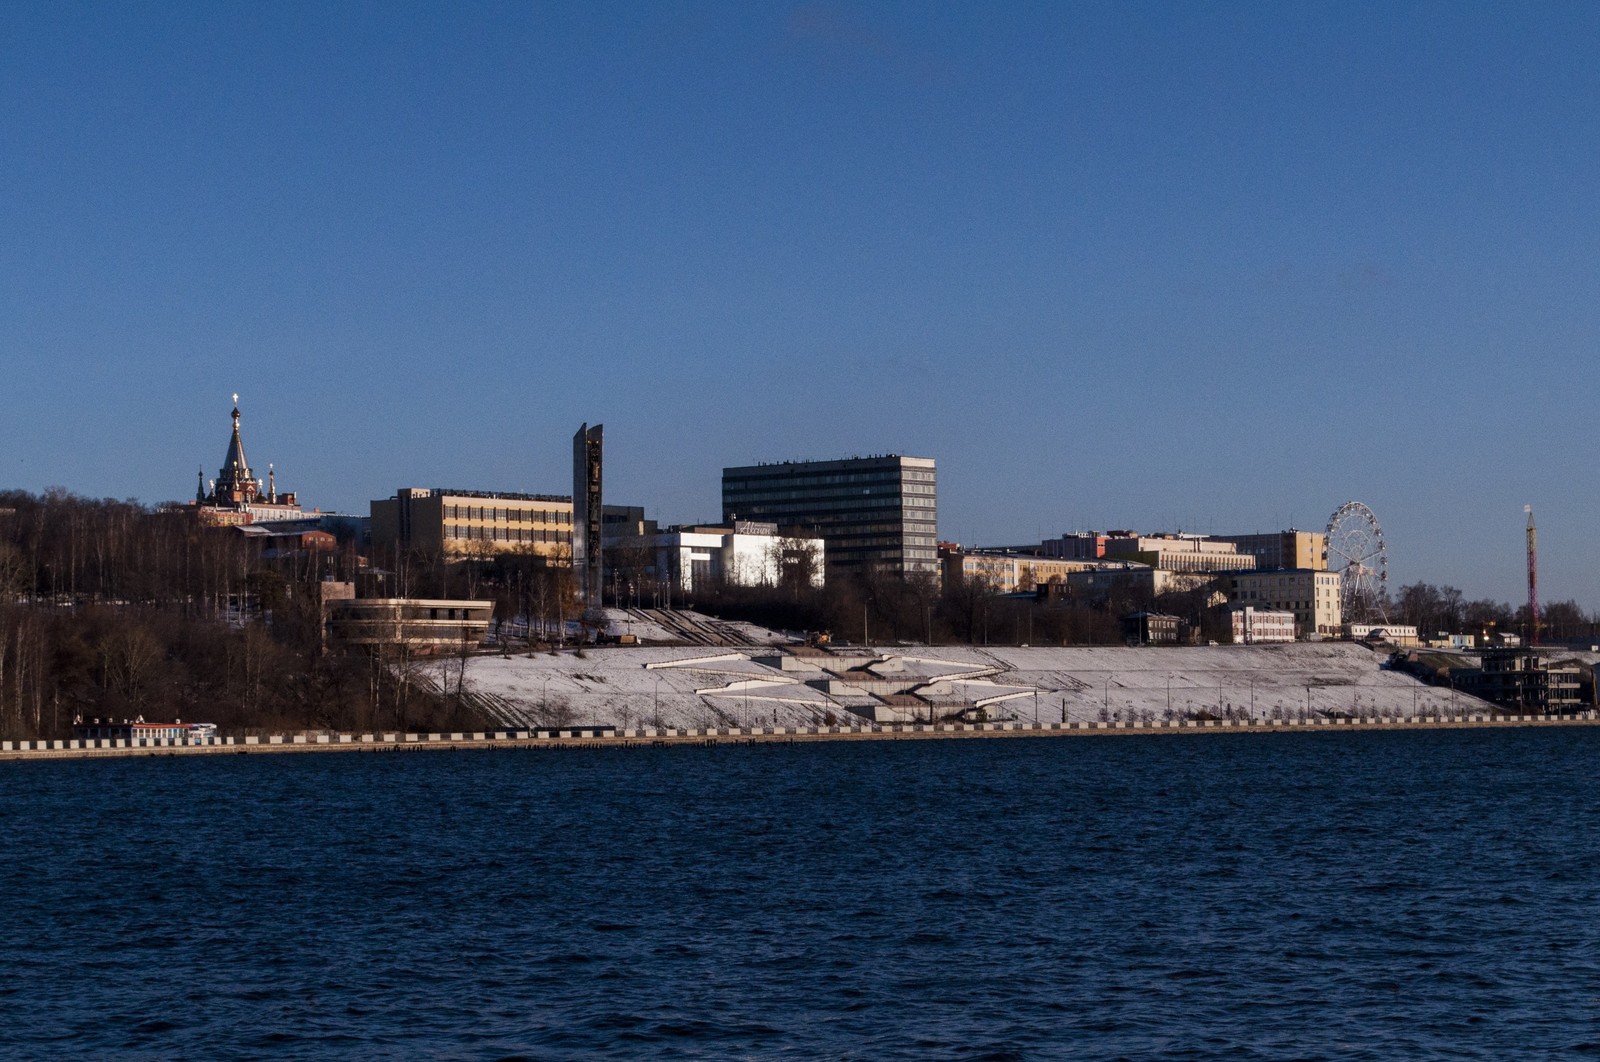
left=1102, top=534, right=1256, bottom=572
left=1061, top=564, right=1219, bottom=601
left=1214, top=530, right=1328, bottom=571
left=939, top=549, right=1097, bottom=593
left=1224, top=569, right=1342, bottom=637
left=371, top=487, right=573, bottom=562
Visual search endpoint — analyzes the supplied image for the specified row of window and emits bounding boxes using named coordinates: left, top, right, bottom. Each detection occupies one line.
left=443, top=504, right=572, bottom=524
left=725, top=493, right=914, bottom=511
left=1234, top=590, right=1328, bottom=611
left=725, top=471, right=906, bottom=491
left=445, top=524, right=574, bottom=543
left=800, top=525, right=940, bottom=539
left=742, top=512, right=923, bottom=531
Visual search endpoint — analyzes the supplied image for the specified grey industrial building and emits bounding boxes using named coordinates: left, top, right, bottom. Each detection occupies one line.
left=721, top=454, right=937, bottom=580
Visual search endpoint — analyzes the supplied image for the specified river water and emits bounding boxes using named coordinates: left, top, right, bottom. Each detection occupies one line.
left=3, top=729, right=1598, bottom=1059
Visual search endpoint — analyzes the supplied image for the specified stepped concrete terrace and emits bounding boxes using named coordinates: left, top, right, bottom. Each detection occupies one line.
left=457, top=638, right=1506, bottom=733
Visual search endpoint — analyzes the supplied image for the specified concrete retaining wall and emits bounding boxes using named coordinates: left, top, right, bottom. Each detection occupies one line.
left=2, top=711, right=1597, bottom=761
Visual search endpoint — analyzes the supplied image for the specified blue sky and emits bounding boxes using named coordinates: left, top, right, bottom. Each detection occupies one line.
left=4, top=2, right=1598, bottom=606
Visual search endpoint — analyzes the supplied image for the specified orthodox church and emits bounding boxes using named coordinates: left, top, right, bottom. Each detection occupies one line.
left=193, top=398, right=307, bottom=526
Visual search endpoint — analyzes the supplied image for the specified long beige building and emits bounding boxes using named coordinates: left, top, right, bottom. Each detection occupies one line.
left=1224, top=569, right=1342, bottom=637
left=940, top=549, right=1099, bottom=593
left=324, top=597, right=495, bottom=652
left=1101, top=534, right=1256, bottom=573
left=1055, top=564, right=1220, bottom=602
left=371, top=487, right=573, bottom=562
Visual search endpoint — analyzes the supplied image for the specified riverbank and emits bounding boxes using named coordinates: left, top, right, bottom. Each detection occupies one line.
left=5, top=711, right=1598, bottom=761
left=459, top=641, right=1519, bottom=733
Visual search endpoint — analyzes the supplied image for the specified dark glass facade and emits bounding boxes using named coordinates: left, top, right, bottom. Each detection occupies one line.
left=721, top=455, right=937, bottom=579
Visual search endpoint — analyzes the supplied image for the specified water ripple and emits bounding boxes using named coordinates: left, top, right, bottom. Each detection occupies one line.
left=2, top=729, right=1599, bottom=1057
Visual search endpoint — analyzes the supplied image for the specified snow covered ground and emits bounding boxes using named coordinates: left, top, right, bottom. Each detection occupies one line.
left=459, top=637, right=1494, bottom=732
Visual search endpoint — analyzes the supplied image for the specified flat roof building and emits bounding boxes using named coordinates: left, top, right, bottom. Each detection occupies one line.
left=606, top=520, right=825, bottom=595
left=1214, top=530, right=1328, bottom=572
left=1230, top=606, right=1296, bottom=644
left=1036, top=533, right=1109, bottom=560
left=1224, top=569, right=1343, bottom=638
left=1046, top=563, right=1218, bottom=605
left=721, top=455, right=937, bottom=580
left=940, top=547, right=1099, bottom=593
left=1102, top=533, right=1256, bottom=573
left=371, top=487, right=573, bottom=563
left=323, top=593, right=494, bottom=653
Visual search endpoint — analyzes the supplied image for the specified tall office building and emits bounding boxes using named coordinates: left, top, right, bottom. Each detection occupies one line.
left=721, top=455, right=937, bottom=579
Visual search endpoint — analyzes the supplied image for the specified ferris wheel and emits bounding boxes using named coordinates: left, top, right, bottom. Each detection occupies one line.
left=1326, top=501, right=1388, bottom=623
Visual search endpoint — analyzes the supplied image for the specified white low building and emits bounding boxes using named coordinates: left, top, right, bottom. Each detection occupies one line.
left=609, top=521, right=825, bottom=593
left=1347, top=623, right=1420, bottom=646
left=1224, top=569, right=1343, bottom=637
left=1230, top=606, right=1296, bottom=644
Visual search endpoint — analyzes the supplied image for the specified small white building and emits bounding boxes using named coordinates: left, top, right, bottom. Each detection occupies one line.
left=1347, top=623, right=1420, bottom=646
left=1230, top=606, right=1296, bottom=644
left=1225, top=569, right=1343, bottom=636
left=611, top=521, right=825, bottom=593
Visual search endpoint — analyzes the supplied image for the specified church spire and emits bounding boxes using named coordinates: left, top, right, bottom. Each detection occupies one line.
left=213, top=394, right=259, bottom=505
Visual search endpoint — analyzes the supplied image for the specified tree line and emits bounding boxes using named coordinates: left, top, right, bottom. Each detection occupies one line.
left=0, top=489, right=480, bottom=740
left=1392, top=581, right=1594, bottom=643
left=668, top=564, right=1231, bottom=648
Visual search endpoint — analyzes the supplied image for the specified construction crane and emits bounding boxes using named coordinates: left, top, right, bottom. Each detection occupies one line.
left=1525, top=505, right=1539, bottom=646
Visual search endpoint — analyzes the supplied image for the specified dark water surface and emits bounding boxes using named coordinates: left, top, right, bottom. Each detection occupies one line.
left=4, top=729, right=1600, bottom=1059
